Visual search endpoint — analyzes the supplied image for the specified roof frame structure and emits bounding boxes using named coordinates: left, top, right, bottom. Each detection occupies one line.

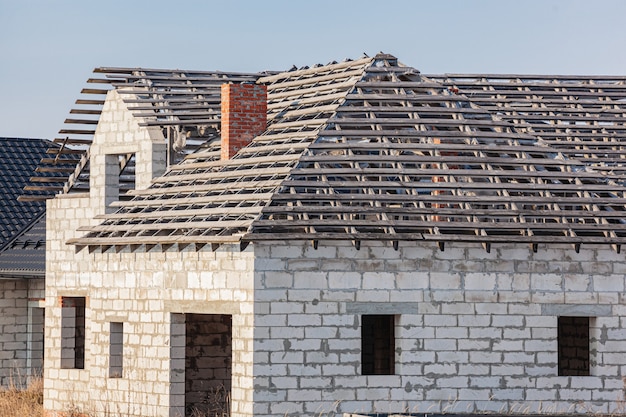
left=25, top=54, right=626, bottom=251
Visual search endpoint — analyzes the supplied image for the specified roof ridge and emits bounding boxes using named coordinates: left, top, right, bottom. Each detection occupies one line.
left=258, top=56, right=373, bottom=84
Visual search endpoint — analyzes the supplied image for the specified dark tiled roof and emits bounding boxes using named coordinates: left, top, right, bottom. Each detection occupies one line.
left=0, top=137, right=49, bottom=277
left=0, top=138, right=48, bottom=245
left=0, top=213, right=45, bottom=278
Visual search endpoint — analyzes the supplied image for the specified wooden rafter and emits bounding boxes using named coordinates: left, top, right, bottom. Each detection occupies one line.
left=49, top=53, right=626, bottom=249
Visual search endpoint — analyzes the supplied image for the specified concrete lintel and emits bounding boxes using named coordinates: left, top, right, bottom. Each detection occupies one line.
left=58, top=290, right=89, bottom=298
left=105, top=314, right=129, bottom=322
left=164, top=300, right=242, bottom=315
left=541, top=304, right=612, bottom=317
left=346, top=302, right=419, bottom=315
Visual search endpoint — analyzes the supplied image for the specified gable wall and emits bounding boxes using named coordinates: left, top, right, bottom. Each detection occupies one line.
left=88, top=89, right=167, bottom=213
left=252, top=240, right=626, bottom=416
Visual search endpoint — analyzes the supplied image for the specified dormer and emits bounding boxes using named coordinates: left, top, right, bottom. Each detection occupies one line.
left=89, top=89, right=167, bottom=215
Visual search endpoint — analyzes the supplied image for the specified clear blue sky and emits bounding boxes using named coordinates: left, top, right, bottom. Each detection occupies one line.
left=2, top=0, right=626, bottom=139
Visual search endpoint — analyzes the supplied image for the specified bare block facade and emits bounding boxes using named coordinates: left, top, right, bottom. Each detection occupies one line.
left=44, top=236, right=626, bottom=416
left=39, top=54, right=626, bottom=416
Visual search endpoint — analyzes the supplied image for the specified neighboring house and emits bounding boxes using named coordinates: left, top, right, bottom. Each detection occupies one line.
left=36, top=54, right=626, bottom=417
left=0, top=137, right=51, bottom=385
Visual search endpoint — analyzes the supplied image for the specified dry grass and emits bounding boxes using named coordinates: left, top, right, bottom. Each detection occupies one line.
left=187, top=385, right=230, bottom=417
left=0, top=379, right=620, bottom=417
left=0, top=378, right=231, bottom=417
left=0, top=377, right=231, bottom=417
left=0, top=376, right=43, bottom=417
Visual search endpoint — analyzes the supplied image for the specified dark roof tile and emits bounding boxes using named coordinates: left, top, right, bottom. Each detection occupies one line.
left=0, top=138, right=48, bottom=247
left=0, top=137, right=49, bottom=277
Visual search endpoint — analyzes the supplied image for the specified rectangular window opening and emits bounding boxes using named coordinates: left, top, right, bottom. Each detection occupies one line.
left=361, top=314, right=395, bottom=375
left=109, top=322, right=123, bottom=378
left=27, top=306, right=45, bottom=376
left=61, top=297, right=85, bottom=369
left=105, top=153, right=136, bottom=211
left=558, top=316, right=590, bottom=376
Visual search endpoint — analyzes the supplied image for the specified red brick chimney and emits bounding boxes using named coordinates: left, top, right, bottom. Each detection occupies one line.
left=220, top=83, right=267, bottom=160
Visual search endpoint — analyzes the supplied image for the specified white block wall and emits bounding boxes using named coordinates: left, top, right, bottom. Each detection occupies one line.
left=252, top=240, right=626, bottom=416
left=45, top=191, right=256, bottom=417
left=44, top=91, right=256, bottom=417
left=47, top=233, right=626, bottom=416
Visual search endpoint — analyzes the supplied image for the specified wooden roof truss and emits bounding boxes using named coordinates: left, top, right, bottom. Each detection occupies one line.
left=69, top=58, right=372, bottom=247
left=48, top=53, right=626, bottom=249
left=251, top=58, right=626, bottom=248
left=21, top=68, right=261, bottom=201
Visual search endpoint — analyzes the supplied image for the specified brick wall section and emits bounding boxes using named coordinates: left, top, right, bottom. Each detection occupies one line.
left=220, top=83, right=267, bottom=160
left=252, top=241, right=626, bottom=416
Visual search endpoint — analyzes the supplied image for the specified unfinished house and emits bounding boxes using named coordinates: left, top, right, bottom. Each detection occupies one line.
left=33, top=53, right=626, bottom=417
left=0, top=137, right=50, bottom=385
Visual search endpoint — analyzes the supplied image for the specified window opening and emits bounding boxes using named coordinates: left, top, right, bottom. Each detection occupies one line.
left=109, top=322, right=123, bottom=378
left=361, top=314, right=395, bottom=375
left=60, top=297, right=85, bottom=369
left=558, top=316, right=590, bottom=376
left=104, top=153, right=136, bottom=212
left=27, top=306, right=45, bottom=377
